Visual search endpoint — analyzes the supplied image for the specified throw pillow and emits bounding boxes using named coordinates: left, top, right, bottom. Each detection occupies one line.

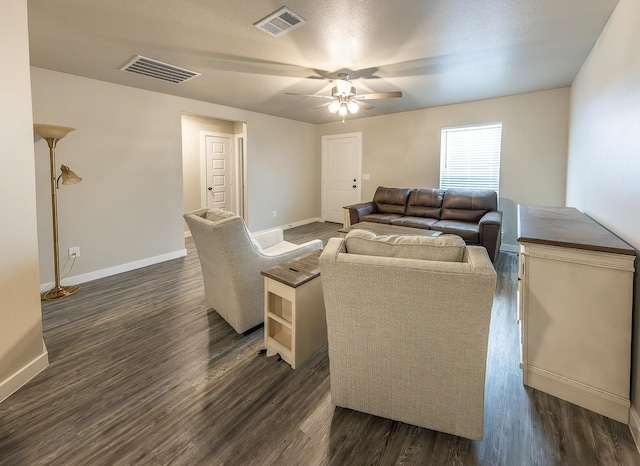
left=345, top=229, right=466, bottom=262
left=205, top=208, right=236, bottom=223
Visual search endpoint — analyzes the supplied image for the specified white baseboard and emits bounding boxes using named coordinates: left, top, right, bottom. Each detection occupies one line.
left=277, top=217, right=323, bottom=231
left=500, top=244, right=519, bottom=253
left=630, top=404, right=640, bottom=454
left=40, top=249, right=187, bottom=290
left=522, top=364, right=629, bottom=424
left=0, top=340, right=49, bottom=404
left=252, top=217, right=323, bottom=236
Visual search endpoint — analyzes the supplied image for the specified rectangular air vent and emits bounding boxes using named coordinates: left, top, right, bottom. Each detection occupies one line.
left=254, top=6, right=306, bottom=37
left=120, top=56, right=200, bottom=84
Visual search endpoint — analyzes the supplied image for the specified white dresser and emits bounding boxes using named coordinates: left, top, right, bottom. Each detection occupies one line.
left=517, top=205, right=635, bottom=423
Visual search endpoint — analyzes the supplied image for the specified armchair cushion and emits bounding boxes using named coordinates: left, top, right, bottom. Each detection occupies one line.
left=205, top=208, right=236, bottom=222
left=344, top=229, right=466, bottom=262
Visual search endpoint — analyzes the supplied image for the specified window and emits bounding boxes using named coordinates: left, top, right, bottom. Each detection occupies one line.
left=439, top=123, right=502, bottom=197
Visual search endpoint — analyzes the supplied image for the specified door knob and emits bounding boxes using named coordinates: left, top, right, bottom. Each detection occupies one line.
left=208, top=187, right=212, bottom=191
left=353, top=178, right=356, bottom=182
left=353, top=185, right=357, bottom=188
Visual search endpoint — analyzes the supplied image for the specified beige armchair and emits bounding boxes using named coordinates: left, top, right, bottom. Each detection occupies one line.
left=184, top=209, right=323, bottom=333
left=319, top=231, right=496, bottom=440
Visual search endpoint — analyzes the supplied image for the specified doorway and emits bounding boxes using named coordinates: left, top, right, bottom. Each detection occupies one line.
left=321, top=132, right=362, bottom=224
left=181, top=114, right=247, bottom=232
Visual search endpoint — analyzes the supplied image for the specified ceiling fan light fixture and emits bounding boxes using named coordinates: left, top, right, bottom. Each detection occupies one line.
left=336, top=78, right=352, bottom=95
left=347, top=101, right=359, bottom=114
left=328, top=100, right=341, bottom=113
left=338, top=103, right=348, bottom=117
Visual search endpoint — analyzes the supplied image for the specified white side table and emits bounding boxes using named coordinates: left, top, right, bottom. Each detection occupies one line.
left=261, top=250, right=326, bottom=369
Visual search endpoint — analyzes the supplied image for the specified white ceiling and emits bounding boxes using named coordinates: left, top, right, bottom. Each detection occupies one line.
left=27, top=0, right=619, bottom=124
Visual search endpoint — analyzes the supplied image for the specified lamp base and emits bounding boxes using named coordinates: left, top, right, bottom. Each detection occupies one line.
left=41, top=285, right=80, bottom=301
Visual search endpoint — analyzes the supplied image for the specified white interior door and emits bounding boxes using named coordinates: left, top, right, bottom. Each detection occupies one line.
left=322, top=133, right=362, bottom=224
left=205, top=135, right=232, bottom=211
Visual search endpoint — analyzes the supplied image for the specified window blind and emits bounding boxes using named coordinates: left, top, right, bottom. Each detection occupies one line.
left=439, top=123, right=502, bottom=196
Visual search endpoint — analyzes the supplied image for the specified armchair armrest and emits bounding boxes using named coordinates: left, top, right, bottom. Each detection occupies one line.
left=251, top=228, right=284, bottom=249
left=343, top=202, right=375, bottom=225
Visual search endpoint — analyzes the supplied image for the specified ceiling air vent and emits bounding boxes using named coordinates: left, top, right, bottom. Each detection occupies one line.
left=120, top=55, right=200, bottom=84
left=254, top=6, right=306, bottom=37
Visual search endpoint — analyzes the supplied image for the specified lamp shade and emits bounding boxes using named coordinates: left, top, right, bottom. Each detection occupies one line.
left=347, top=101, right=359, bottom=114
left=34, top=124, right=75, bottom=141
left=60, top=165, right=82, bottom=185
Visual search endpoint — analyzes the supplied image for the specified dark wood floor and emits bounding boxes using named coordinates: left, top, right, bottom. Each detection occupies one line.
left=1, top=221, right=639, bottom=465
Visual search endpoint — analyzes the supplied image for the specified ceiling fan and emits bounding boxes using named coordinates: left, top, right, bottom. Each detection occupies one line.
left=286, top=73, right=402, bottom=120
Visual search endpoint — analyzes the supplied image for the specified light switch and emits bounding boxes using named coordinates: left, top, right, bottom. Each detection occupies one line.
left=362, top=174, right=370, bottom=180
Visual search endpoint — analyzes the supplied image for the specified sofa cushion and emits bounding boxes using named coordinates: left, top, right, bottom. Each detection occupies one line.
left=205, top=208, right=236, bottom=223
left=440, top=189, right=497, bottom=222
left=405, top=188, right=445, bottom=218
left=359, top=213, right=404, bottom=224
left=372, top=187, right=412, bottom=215
left=431, top=220, right=480, bottom=243
left=345, top=229, right=466, bottom=262
left=390, top=216, right=438, bottom=229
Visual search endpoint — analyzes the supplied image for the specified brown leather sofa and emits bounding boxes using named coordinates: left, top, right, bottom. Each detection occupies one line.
left=344, top=186, right=502, bottom=262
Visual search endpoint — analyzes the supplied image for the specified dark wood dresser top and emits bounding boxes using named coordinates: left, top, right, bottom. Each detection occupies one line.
left=517, top=205, right=635, bottom=255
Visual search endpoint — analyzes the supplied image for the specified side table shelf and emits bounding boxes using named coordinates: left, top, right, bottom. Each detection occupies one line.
left=262, top=251, right=326, bottom=369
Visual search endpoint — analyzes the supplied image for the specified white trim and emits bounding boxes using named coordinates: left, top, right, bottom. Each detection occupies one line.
left=630, top=404, right=640, bottom=454
left=40, top=249, right=187, bottom=290
left=251, top=217, right=323, bottom=236
left=0, top=340, right=49, bottom=404
left=521, top=363, right=630, bottom=423
left=321, top=132, right=362, bottom=223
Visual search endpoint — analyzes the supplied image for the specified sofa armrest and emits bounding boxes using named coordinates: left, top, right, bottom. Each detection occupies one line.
left=479, top=210, right=502, bottom=227
left=343, top=202, right=374, bottom=225
left=478, top=211, right=502, bottom=262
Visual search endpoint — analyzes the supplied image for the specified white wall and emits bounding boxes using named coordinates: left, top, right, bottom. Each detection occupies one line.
left=30, top=68, right=320, bottom=285
left=318, top=88, right=570, bottom=248
left=565, top=0, right=640, bottom=439
left=0, top=0, right=48, bottom=402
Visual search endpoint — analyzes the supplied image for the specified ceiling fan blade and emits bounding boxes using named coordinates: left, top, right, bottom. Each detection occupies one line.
left=356, top=91, right=403, bottom=100
left=285, top=92, right=333, bottom=99
left=312, top=101, right=334, bottom=110
left=354, top=100, right=375, bottom=110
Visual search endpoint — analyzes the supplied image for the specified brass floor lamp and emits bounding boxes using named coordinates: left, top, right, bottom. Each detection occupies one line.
left=34, top=124, right=83, bottom=301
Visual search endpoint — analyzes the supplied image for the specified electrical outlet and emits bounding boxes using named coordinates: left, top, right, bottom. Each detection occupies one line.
left=68, top=246, right=80, bottom=258
left=272, top=211, right=277, bottom=217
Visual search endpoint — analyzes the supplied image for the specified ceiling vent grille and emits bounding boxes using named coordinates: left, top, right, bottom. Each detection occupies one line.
left=254, top=6, right=306, bottom=37
left=120, top=55, right=200, bottom=84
